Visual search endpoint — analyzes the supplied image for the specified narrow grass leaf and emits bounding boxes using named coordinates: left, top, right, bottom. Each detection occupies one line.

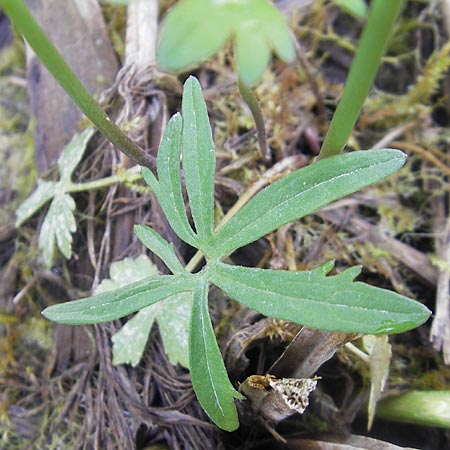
left=42, top=272, right=193, bottom=325
left=144, top=113, right=198, bottom=247
left=208, top=262, right=431, bottom=335
left=134, top=224, right=185, bottom=274
left=182, top=76, right=216, bottom=241
left=211, top=149, right=406, bottom=258
left=189, top=276, right=244, bottom=431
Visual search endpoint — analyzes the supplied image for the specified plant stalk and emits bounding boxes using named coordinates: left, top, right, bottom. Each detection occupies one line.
left=319, top=0, right=404, bottom=159
left=238, top=78, right=270, bottom=162
left=0, top=0, right=156, bottom=171
left=67, top=167, right=142, bottom=193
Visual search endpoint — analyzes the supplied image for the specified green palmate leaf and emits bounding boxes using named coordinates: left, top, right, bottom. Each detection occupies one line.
left=39, top=192, right=76, bottom=267
left=42, top=272, right=193, bottom=325
left=181, top=76, right=215, bottom=242
left=112, top=292, right=192, bottom=368
left=95, top=256, right=190, bottom=368
left=143, top=113, right=198, bottom=247
left=16, top=180, right=57, bottom=227
left=234, top=0, right=295, bottom=85
left=235, top=25, right=271, bottom=87
left=210, top=149, right=406, bottom=258
left=58, top=128, right=94, bottom=184
left=189, top=276, right=244, bottom=431
left=157, top=0, right=295, bottom=85
left=157, top=0, right=233, bottom=72
left=134, top=224, right=185, bottom=274
left=207, top=261, right=431, bottom=334
left=16, top=128, right=94, bottom=266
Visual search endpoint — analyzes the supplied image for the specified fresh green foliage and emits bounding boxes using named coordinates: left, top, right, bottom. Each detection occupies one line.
left=157, top=0, right=295, bottom=85
left=190, top=277, right=245, bottom=430
left=43, top=77, right=430, bottom=431
left=319, top=0, right=405, bottom=159
left=376, top=390, right=450, bottom=428
left=208, top=262, right=428, bottom=334
left=96, top=255, right=191, bottom=368
left=16, top=129, right=94, bottom=267
left=331, top=0, right=368, bottom=20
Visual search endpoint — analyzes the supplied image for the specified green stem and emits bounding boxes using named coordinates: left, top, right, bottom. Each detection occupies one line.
left=376, top=391, right=450, bottom=428
left=238, top=78, right=270, bottom=162
left=319, top=0, right=404, bottom=159
left=0, top=0, right=156, bottom=171
left=67, top=167, right=142, bottom=193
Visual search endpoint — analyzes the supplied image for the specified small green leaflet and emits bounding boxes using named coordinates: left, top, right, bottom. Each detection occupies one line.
left=39, top=192, right=76, bottom=266
left=189, top=277, right=244, bottom=431
left=96, top=255, right=191, bottom=368
left=157, top=0, right=295, bottom=85
left=16, top=128, right=94, bottom=267
left=145, top=113, right=199, bottom=247
left=16, top=180, right=57, bottom=227
left=181, top=76, right=216, bottom=242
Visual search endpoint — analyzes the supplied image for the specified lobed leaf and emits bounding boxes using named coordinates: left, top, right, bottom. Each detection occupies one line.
left=181, top=76, right=216, bottom=242
left=157, top=0, right=232, bottom=72
left=189, top=276, right=244, bottom=431
left=134, top=224, right=185, bottom=274
left=42, top=272, right=193, bottom=325
left=143, top=113, right=198, bottom=247
left=16, top=180, right=57, bottom=227
left=39, top=192, right=76, bottom=267
left=157, top=0, right=294, bottom=85
left=95, top=255, right=191, bottom=368
left=207, top=261, right=431, bottom=335
left=57, top=128, right=94, bottom=184
left=211, top=149, right=406, bottom=258
left=111, top=293, right=192, bottom=368
left=234, top=0, right=295, bottom=85
left=235, top=24, right=271, bottom=86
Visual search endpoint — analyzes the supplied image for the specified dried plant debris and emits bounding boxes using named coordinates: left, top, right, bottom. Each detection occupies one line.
left=240, top=374, right=319, bottom=422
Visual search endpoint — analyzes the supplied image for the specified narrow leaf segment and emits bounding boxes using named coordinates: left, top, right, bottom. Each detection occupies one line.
left=189, top=276, right=244, bottom=431
left=211, top=149, right=406, bottom=258
left=142, top=113, right=198, bottom=247
left=208, top=261, right=431, bottom=335
left=182, top=76, right=216, bottom=241
left=42, top=273, right=193, bottom=325
left=134, top=224, right=185, bottom=274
